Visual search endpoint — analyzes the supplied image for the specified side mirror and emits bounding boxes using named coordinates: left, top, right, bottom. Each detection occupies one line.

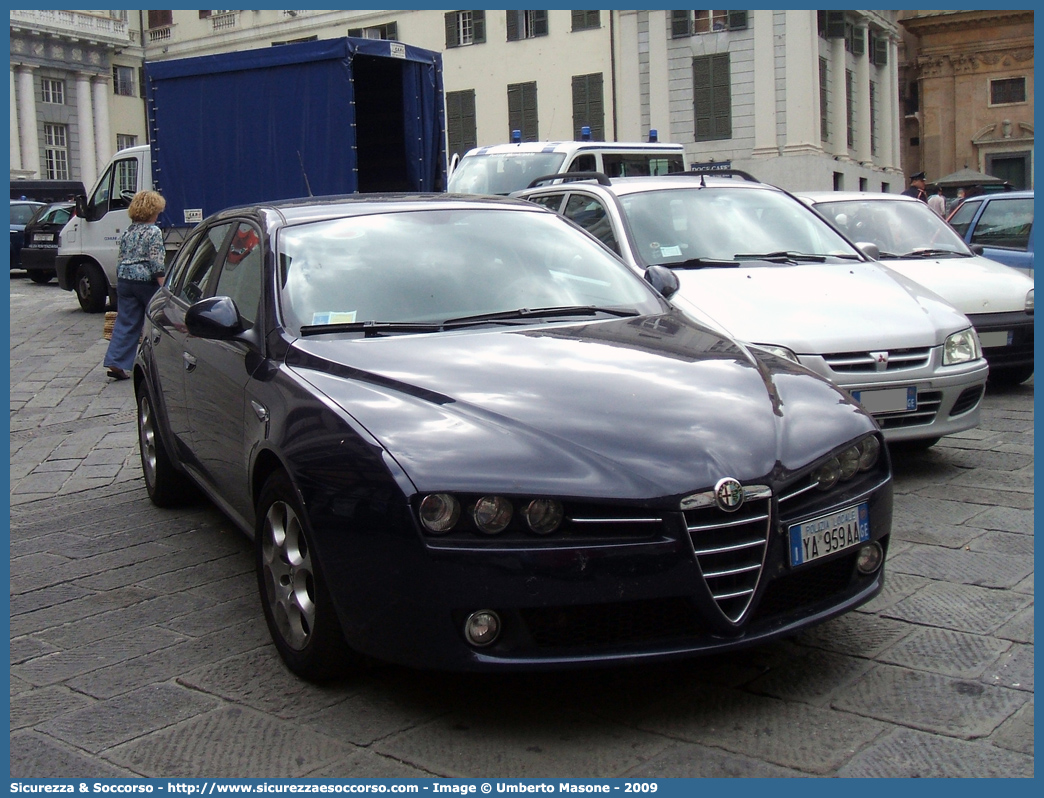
left=185, top=296, right=244, bottom=340
left=970, top=244, right=985, bottom=255
left=644, top=264, right=680, bottom=299
left=74, top=194, right=88, bottom=219
left=855, top=242, right=880, bottom=261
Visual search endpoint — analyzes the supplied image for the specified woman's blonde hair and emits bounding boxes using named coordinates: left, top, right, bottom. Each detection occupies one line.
left=127, top=190, right=166, bottom=223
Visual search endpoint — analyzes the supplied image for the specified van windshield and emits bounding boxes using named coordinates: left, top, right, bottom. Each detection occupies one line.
left=448, top=152, right=567, bottom=195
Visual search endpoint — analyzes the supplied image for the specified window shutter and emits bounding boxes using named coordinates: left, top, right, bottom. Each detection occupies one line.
left=825, top=11, right=845, bottom=38
left=147, top=10, right=172, bottom=28
left=671, top=10, right=691, bottom=38
left=533, top=10, right=549, bottom=37
left=571, top=10, right=584, bottom=31
left=139, top=66, right=147, bottom=99
left=444, top=13, right=457, bottom=48
left=873, top=36, right=888, bottom=66
left=385, top=21, right=397, bottom=40
left=523, top=84, right=538, bottom=140
left=572, top=74, right=604, bottom=141
left=473, top=11, right=485, bottom=44
left=199, top=11, right=211, bottom=19
left=694, top=54, right=731, bottom=141
left=851, top=26, right=865, bottom=56
left=727, top=10, right=748, bottom=31
left=506, top=10, right=519, bottom=41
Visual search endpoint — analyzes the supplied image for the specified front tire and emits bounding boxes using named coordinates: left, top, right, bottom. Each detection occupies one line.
left=256, top=471, right=358, bottom=681
left=137, top=388, right=193, bottom=507
left=75, top=262, right=108, bottom=313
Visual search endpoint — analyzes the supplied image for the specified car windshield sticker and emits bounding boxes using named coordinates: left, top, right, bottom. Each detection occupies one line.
left=311, top=311, right=357, bottom=325
left=660, top=245, right=682, bottom=257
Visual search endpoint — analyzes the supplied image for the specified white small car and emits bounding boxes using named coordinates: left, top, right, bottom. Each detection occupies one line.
left=514, top=173, right=990, bottom=448
left=799, top=191, right=1034, bottom=386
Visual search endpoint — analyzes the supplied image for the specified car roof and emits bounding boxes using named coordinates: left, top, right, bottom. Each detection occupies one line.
left=977, top=190, right=1034, bottom=200
left=464, top=141, right=684, bottom=156
left=205, top=192, right=551, bottom=227
left=520, top=173, right=779, bottom=198
left=795, top=191, right=922, bottom=204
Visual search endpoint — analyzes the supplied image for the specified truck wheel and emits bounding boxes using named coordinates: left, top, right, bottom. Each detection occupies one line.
left=75, top=262, right=108, bottom=313
left=28, top=270, right=52, bottom=284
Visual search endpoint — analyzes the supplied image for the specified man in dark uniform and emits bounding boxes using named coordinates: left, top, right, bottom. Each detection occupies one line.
left=901, top=171, right=928, bottom=202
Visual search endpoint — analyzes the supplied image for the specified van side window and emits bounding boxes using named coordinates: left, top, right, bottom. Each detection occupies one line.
left=86, top=157, right=138, bottom=218
left=569, top=154, right=597, bottom=172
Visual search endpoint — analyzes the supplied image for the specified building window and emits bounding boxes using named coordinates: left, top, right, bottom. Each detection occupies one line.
left=571, top=10, right=600, bottom=31
left=41, top=78, right=65, bottom=105
left=693, top=54, right=731, bottom=141
left=868, top=31, right=888, bottom=66
left=507, top=81, right=539, bottom=141
left=446, top=89, right=477, bottom=161
left=990, top=77, right=1026, bottom=106
left=507, top=10, right=548, bottom=41
left=845, top=69, right=854, bottom=148
left=147, top=10, right=172, bottom=28
left=818, top=10, right=846, bottom=39
left=44, top=124, right=69, bottom=180
left=819, top=58, right=829, bottom=142
left=869, top=80, right=877, bottom=156
left=572, top=73, right=604, bottom=141
left=672, top=10, right=747, bottom=38
left=116, top=134, right=138, bottom=152
left=347, top=22, right=398, bottom=40
left=445, top=11, right=485, bottom=47
left=112, top=66, right=135, bottom=97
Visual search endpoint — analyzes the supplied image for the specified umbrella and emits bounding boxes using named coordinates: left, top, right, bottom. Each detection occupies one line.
left=932, top=167, right=1005, bottom=188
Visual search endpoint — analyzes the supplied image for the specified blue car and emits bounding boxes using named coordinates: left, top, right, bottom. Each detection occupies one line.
left=947, top=190, right=1034, bottom=278
left=9, top=199, right=45, bottom=270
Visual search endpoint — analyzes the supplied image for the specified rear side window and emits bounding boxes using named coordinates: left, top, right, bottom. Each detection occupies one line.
left=946, top=200, right=981, bottom=237
left=172, top=223, right=233, bottom=304
left=564, top=194, right=618, bottom=252
left=970, top=198, right=1033, bottom=251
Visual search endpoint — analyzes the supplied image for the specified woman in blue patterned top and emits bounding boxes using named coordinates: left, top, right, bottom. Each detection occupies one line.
left=103, top=190, right=167, bottom=380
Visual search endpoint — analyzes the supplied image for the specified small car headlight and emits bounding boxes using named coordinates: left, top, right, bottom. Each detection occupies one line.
left=473, top=496, right=512, bottom=534
left=419, top=493, right=460, bottom=534
left=857, top=436, right=881, bottom=471
left=522, top=499, right=563, bottom=535
left=1026, top=289, right=1034, bottom=315
left=753, top=343, right=799, bottom=363
left=813, top=457, right=841, bottom=490
left=943, top=328, right=981, bottom=365
left=838, top=446, right=861, bottom=480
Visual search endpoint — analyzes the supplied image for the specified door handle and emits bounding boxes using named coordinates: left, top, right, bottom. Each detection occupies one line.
left=183, top=352, right=196, bottom=372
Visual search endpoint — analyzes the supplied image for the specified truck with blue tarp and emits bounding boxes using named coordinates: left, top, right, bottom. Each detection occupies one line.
left=56, top=37, right=447, bottom=312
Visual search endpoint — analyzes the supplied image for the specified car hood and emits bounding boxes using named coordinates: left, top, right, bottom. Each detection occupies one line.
left=876, top=254, right=1033, bottom=315
left=667, top=260, right=973, bottom=353
left=285, top=313, right=875, bottom=500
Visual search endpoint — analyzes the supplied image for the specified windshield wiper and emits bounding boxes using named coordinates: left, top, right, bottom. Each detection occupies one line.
left=896, top=248, right=964, bottom=259
left=299, top=320, right=445, bottom=337
left=443, top=305, right=640, bottom=326
left=656, top=258, right=739, bottom=269
left=733, top=251, right=828, bottom=263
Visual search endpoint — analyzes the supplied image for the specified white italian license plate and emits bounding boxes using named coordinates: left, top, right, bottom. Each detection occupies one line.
left=978, top=330, right=1013, bottom=348
left=789, top=503, right=870, bottom=567
left=34, top=233, right=55, bottom=243
left=851, top=386, right=916, bottom=414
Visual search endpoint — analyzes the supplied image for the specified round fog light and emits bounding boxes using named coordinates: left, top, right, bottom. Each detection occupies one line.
left=856, top=541, right=884, bottom=574
left=464, top=610, right=501, bottom=647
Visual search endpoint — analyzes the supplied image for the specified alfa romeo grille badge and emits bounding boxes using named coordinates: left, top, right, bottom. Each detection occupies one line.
left=714, top=477, right=745, bottom=512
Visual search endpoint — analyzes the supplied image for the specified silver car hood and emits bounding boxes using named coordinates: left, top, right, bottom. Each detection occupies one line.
left=874, top=255, right=1033, bottom=316
left=668, top=260, right=973, bottom=354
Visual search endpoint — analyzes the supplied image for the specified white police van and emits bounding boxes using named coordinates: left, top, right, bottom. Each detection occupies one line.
left=448, top=129, right=686, bottom=195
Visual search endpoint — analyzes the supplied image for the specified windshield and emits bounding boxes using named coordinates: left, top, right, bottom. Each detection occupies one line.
left=277, top=207, right=664, bottom=336
left=814, top=198, right=972, bottom=257
left=448, top=152, right=567, bottom=195
left=619, top=187, right=858, bottom=266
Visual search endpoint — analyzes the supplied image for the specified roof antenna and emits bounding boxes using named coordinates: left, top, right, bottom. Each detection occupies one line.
left=297, top=151, right=314, bottom=196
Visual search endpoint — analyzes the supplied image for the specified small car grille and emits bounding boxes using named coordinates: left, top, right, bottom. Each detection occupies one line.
left=748, top=551, right=859, bottom=621
left=684, top=499, right=771, bottom=623
left=873, top=389, right=941, bottom=430
left=823, top=347, right=931, bottom=374
left=521, top=598, right=707, bottom=648
left=950, top=385, right=984, bottom=417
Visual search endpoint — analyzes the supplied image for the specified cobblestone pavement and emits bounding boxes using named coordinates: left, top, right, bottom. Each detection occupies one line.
left=9, top=275, right=1034, bottom=778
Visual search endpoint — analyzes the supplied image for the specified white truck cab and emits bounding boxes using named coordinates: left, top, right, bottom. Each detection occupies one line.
left=447, top=134, right=686, bottom=196
left=56, top=145, right=150, bottom=312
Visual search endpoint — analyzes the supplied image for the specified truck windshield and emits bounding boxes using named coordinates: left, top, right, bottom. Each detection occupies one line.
left=448, top=152, right=567, bottom=195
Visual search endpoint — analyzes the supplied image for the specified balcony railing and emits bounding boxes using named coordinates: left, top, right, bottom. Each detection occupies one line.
left=211, top=12, right=238, bottom=32
left=9, top=9, right=131, bottom=45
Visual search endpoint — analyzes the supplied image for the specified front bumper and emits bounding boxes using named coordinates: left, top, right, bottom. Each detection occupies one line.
left=969, top=310, right=1034, bottom=375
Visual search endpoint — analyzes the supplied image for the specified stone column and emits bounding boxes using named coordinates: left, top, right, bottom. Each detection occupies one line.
left=92, top=74, right=112, bottom=169
left=15, top=64, right=40, bottom=178
left=887, top=36, right=902, bottom=173
left=646, top=10, right=670, bottom=139
left=853, top=26, right=872, bottom=166
left=751, top=10, right=777, bottom=157
left=782, top=10, right=819, bottom=154
left=829, top=37, right=848, bottom=158
left=75, top=73, right=97, bottom=188
left=10, top=67, right=22, bottom=173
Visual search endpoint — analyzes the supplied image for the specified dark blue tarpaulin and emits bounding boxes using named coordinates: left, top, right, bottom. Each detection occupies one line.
left=144, top=37, right=446, bottom=228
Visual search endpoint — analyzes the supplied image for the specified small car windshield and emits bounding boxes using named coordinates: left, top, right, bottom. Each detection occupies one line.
left=277, top=207, right=663, bottom=336
left=448, top=152, right=567, bottom=195
left=816, top=198, right=972, bottom=258
left=619, top=188, right=856, bottom=266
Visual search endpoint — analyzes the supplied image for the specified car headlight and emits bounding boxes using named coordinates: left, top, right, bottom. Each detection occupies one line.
left=521, top=499, right=563, bottom=535
left=472, top=496, right=513, bottom=534
left=943, top=328, right=981, bottom=365
left=753, top=344, right=800, bottom=363
left=1026, top=289, right=1033, bottom=315
left=813, top=436, right=881, bottom=490
left=419, top=493, right=460, bottom=534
